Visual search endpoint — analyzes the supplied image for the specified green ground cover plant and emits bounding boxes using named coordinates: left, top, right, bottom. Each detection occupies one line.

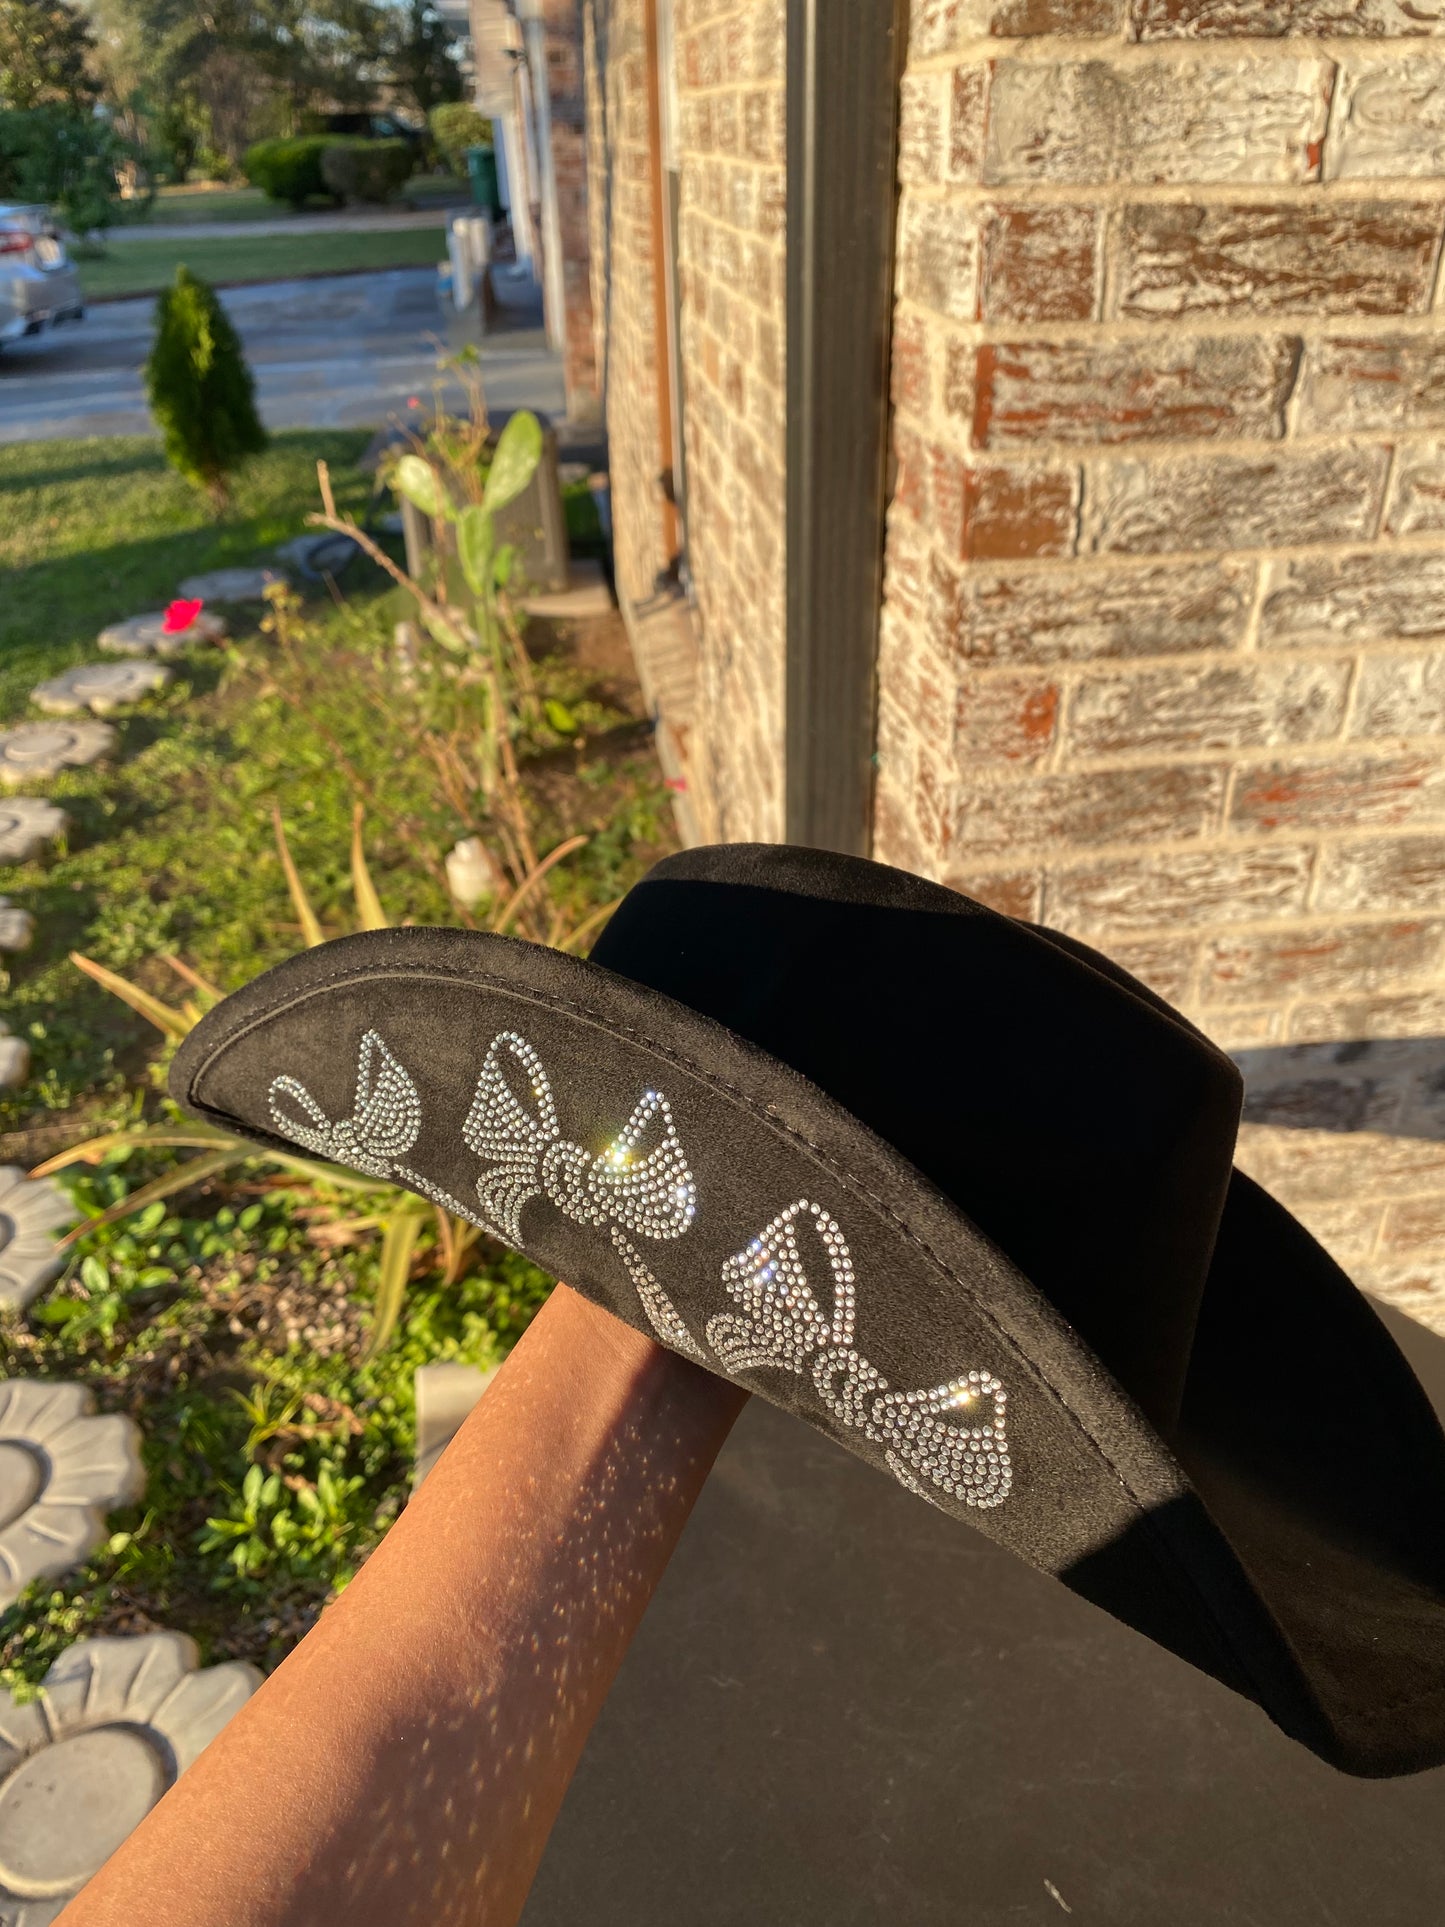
left=76, top=226, right=448, bottom=301
left=0, top=430, right=674, bottom=1689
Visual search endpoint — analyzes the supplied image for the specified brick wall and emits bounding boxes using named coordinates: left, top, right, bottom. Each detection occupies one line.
left=673, top=0, right=788, bottom=842
left=584, top=0, right=670, bottom=609
left=545, top=0, right=601, bottom=419
left=583, top=0, right=787, bottom=843
left=874, top=1, right=1445, bottom=1327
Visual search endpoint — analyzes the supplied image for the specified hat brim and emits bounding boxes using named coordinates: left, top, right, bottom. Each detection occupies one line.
left=169, top=925, right=1445, bottom=1776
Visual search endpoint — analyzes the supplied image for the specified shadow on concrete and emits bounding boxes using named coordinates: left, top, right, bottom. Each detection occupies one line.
left=1235, top=1037, right=1445, bottom=1140
left=522, top=1387, right=1445, bottom=1927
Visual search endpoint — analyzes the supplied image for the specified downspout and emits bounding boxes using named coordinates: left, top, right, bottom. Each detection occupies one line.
left=514, top=0, right=569, bottom=361
left=783, top=0, right=909, bottom=855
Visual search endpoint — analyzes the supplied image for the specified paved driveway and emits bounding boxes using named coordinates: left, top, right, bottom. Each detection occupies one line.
left=0, top=267, right=565, bottom=443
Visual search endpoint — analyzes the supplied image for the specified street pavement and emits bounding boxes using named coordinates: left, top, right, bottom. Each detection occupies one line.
left=0, top=266, right=565, bottom=443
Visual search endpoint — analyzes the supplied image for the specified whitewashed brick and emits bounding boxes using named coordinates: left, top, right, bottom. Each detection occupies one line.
left=1327, top=58, right=1445, bottom=181
left=984, top=56, right=1332, bottom=187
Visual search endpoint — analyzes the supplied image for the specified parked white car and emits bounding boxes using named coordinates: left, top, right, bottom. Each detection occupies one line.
left=0, top=205, right=84, bottom=347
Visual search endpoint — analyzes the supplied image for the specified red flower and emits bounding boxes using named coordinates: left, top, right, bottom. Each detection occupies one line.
left=163, top=598, right=204, bottom=634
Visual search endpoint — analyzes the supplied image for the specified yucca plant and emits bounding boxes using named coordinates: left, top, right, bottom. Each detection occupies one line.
left=32, top=807, right=482, bottom=1360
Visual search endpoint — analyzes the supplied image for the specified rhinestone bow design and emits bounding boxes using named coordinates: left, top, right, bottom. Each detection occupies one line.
left=269, top=1030, right=422, bottom=1179
left=462, top=1030, right=704, bottom=1358
left=707, top=1200, right=1012, bottom=1510
left=267, top=1028, right=703, bottom=1357
left=463, top=1031, right=697, bottom=1245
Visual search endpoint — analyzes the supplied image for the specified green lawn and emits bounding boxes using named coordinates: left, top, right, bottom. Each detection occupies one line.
left=0, top=432, right=373, bottom=714
left=0, top=433, right=671, bottom=1686
left=134, top=177, right=468, bottom=227
left=80, top=227, right=448, bottom=301
left=138, top=185, right=276, bottom=224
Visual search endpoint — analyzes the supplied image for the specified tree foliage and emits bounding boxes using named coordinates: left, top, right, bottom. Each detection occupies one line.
left=90, top=0, right=463, bottom=174
left=145, top=266, right=268, bottom=509
left=0, top=0, right=99, bottom=110
left=0, top=106, right=135, bottom=235
left=384, top=0, right=462, bottom=122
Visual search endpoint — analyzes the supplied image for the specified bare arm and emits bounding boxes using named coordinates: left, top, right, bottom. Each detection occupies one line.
left=61, top=1283, right=747, bottom=1927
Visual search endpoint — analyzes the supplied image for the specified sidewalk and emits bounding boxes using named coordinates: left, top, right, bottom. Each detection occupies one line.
left=107, top=207, right=456, bottom=244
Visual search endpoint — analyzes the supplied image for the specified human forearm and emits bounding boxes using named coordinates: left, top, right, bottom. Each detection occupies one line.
left=61, top=1282, right=747, bottom=1927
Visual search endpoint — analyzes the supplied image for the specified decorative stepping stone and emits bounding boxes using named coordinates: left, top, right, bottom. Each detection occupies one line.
left=98, top=610, right=227, bottom=658
left=0, top=1631, right=260, bottom=1922
left=0, top=899, right=33, bottom=952
left=174, top=566, right=286, bottom=603
left=275, top=532, right=359, bottom=580
left=0, top=721, right=115, bottom=789
left=0, top=1031, right=28, bottom=1090
left=0, top=1379, right=145, bottom=1608
left=0, top=800, right=68, bottom=866
left=0, top=1167, right=75, bottom=1309
left=31, top=661, right=172, bottom=717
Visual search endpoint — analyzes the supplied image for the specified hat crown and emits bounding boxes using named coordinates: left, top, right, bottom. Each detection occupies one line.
left=591, top=843, right=1244, bottom=1435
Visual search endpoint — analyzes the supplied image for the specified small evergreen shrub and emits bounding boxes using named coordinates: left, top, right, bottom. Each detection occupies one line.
left=145, top=266, right=268, bottom=510
left=319, top=138, right=414, bottom=206
left=243, top=136, right=340, bottom=208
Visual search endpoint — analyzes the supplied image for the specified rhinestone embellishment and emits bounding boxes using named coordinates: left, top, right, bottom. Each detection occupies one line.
left=267, top=1028, right=702, bottom=1355
left=463, top=1030, right=697, bottom=1246
left=708, top=1200, right=1012, bottom=1511
left=269, top=1030, right=421, bottom=1179
left=263, top=1039, right=1013, bottom=1508
left=707, top=1200, right=856, bottom=1374
left=610, top=1228, right=707, bottom=1362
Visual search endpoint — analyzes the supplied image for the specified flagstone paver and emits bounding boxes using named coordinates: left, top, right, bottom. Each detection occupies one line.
left=32, top=662, right=172, bottom=717
left=0, top=1632, right=260, bottom=1924
left=0, top=723, right=115, bottom=789
left=98, top=611, right=227, bottom=658
left=0, top=902, right=33, bottom=952
left=175, top=566, right=286, bottom=603
left=0, top=1380, right=145, bottom=1609
left=275, top=532, right=359, bottom=580
left=0, top=1168, right=75, bottom=1309
left=0, top=800, right=69, bottom=864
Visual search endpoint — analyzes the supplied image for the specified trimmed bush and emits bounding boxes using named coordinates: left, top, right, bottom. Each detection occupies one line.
left=319, top=138, right=414, bottom=206
left=243, top=136, right=340, bottom=209
left=145, top=266, right=268, bottom=510
left=428, top=103, right=490, bottom=172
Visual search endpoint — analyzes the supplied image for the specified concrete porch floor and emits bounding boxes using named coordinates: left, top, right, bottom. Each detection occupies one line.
left=521, top=1307, right=1445, bottom=1927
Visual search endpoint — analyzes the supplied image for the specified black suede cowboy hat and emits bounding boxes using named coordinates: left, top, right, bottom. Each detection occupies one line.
left=170, top=843, right=1445, bottom=1778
